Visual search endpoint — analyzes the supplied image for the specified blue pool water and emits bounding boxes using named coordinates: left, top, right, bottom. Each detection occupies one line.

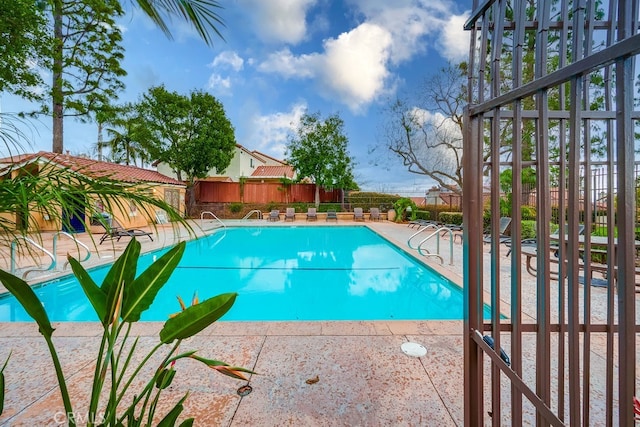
left=0, top=226, right=487, bottom=322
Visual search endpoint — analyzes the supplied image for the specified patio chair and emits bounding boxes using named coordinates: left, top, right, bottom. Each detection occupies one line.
left=326, top=210, right=338, bottom=222
left=483, top=217, right=512, bottom=244
left=268, top=210, right=280, bottom=222
left=99, top=219, right=154, bottom=245
left=284, top=207, right=296, bottom=221
left=353, top=207, right=365, bottom=221
left=369, top=207, right=381, bottom=221
left=306, top=207, right=318, bottom=221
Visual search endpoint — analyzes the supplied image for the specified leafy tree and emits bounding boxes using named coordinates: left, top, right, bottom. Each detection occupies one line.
left=98, top=103, right=151, bottom=166
left=0, top=0, right=51, bottom=101
left=136, top=86, right=236, bottom=211
left=286, top=111, right=357, bottom=207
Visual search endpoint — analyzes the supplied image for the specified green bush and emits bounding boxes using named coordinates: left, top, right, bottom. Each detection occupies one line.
left=521, top=206, right=536, bottom=220
left=392, top=198, right=417, bottom=222
left=318, top=203, right=341, bottom=213
left=522, top=220, right=536, bottom=239
left=229, top=202, right=243, bottom=213
left=415, top=210, right=430, bottom=221
left=439, top=212, right=463, bottom=225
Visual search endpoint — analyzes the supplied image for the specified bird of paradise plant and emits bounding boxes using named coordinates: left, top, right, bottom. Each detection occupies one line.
left=0, top=238, right=253, bottom=426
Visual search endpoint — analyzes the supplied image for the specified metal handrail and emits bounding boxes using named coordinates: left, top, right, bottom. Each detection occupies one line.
left=407, top=223, right=440, bottom=249
left=10, top=236, right=55, bottom=278
left=242, top=209, right=263, bottom=220
left=53, top=231, right=91, bottom=270
left=200, top=211, right=226, bottom=229
left=415, top=227, right=454, bottom=265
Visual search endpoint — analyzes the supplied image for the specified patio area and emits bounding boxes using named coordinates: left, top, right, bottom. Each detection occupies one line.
left=0, top=219, right=635, bottom=425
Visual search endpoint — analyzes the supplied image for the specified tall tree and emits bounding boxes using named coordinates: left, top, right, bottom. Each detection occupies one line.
left=286, top=111, right=357, bottom=207
left=136, top=86, right=236, bottom=211
left=48, top=0, right=127, bottom=153
left=98, top=103, right=150, bottom=166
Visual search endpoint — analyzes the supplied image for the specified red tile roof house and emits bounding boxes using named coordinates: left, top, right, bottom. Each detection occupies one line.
left=0, top=151, right=186, bottom=233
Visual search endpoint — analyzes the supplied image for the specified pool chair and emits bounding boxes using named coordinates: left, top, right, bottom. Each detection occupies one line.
left=284, top=207, right=296, bottom=221
left=353, top=207, right=365, bottom=221
left=482, top=217, right=512, bottom=244
left=326, top=210, right=338, bottom=222
left=98, top=219, right=154, bottom=245
left=369, top=207, right=381, bottom=221
left=268, top=210, right=280, bottom=222
left=306, top=207, right=318, bottom=221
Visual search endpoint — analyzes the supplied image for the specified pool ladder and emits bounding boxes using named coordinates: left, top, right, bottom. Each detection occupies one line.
left=242, top=210, right=263, bottom=220
left=200, top=211, right=226, bottom=230
left=407, top=225, right=455, bottom=265
left=10, top=232, right=91, bottom=279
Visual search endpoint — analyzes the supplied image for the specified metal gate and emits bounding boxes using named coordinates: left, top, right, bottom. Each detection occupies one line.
left=463, top=0, right=640, bottom=425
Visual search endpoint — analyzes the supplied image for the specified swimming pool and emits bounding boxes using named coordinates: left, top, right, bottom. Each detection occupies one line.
left=0, top=226, right=485, bottom=321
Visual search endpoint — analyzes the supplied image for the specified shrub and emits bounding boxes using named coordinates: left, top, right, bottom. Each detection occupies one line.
left=439, top=212, right=463, bottom=225
left=392, top=198, right=418, bottom=222
left=521, top=206, right=536, bottom=220
left=414, top=210, right=431, bottom=221
left=521, top=220, right=536, bottom=239
left=229, top=202, right=243, bottom=213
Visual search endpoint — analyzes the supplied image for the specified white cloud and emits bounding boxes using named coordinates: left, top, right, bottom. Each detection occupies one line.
left=257, top=23, right=392, bottom=113
left=206, top=74, right=232, bottom=95
left=236, top=0, right=318, bottom=44
left=257, top=48, right=318, bottom=78
left=439, top=13, right=471, bottom=62
left=320, top=23, right=392, bottom=112
left=210, top=51, right=244, bottom=71
left=248, top=102, right=308, bottom=159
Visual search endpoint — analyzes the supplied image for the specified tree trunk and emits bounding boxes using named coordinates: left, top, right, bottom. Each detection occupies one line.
left=315, top=184, right=320, bottom=207
left=52, top=0, right=64, bottom=154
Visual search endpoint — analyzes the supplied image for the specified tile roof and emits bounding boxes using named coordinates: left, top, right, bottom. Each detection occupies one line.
left=250, top=165, right=295, bottom=179
left=0, top=151, right=185, bottom=186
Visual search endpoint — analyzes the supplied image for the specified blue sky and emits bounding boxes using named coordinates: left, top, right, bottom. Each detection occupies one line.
left=2, top=0, right=471, bottom=195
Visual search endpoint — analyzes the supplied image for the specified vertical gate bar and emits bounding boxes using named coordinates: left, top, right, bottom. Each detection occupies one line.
left=603, top=4, right=617, bottom=425
left=463, top=111, right=485, bottom=427
left=568, top=1, right=588, bottom=424
left=556, top=1, right=571, bottom=421
left=534, top=2, right=552, bottom=426
left=509, top=0, right=525, bottom=423
left=489, top=2, right=506, bottom=424
left=615, top=2, right=636, bottom=425
left=581, top=3, right=596, bottom=425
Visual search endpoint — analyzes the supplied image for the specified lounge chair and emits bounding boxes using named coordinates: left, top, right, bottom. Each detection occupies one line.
left=306, top=208, right=318, bottom=221
left=268, top=210, right=280, bottom=222
left=353, top=207, right=364, bottom=221
left=284, top=207, right=295, bottom=221
left=483, top=217, right=512, bottom=244
left=369, top=207, right=381, bottom=221
left=99, top=219, right=154, bottom=245
left=326, top=210, right=338, bottom=222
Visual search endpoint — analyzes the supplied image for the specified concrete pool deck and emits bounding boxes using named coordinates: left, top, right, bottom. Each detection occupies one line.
left=0, top=219, right=633, bottom=425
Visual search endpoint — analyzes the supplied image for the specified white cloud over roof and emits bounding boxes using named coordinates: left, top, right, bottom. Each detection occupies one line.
left=248, top=102, right=308, bottom=159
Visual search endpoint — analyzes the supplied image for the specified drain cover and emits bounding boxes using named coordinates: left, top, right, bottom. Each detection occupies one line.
left=401, top=342, right=427, bottom=357
left=237, top=385, right=253, bottom=396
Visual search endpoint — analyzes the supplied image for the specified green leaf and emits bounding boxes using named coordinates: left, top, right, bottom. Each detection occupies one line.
left=101, top=239, right=140, bottom=324
left=178, top=419, right=194, bottom=427
left=0, top=270, right=54, bottom=337
left=160, top=293, right=237, bottom=343
left=121, top=242, right=185, bottom=322
left=68, top=256, right=107, bottom=323
left=156, top=393, right=189, bottom=427
left=0, top=352, right=8, bottom=416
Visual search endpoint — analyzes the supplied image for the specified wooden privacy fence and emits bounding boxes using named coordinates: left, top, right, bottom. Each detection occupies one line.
left=196, top=181, right=342, bottom=204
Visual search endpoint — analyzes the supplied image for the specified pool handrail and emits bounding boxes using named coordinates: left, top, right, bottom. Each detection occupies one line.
left=242, top=210, right=263, bottom=220
left=200, top=211, right=226, bottom=229
left=414, top=226, right=455, bottom=266
left=10, top=236, right=55, bottom=278
left=407, top=223, right=440, bottom=250
left=52, top=231, right=91, bottom=270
